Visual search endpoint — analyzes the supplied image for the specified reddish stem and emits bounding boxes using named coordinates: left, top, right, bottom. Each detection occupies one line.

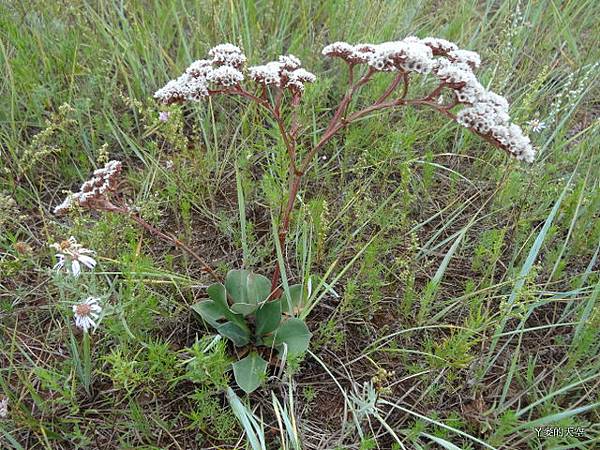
left=107, top=204, right=221, bottom=282
left=267, top=75, right=501, bottom=291
left=211, top=73, right=512, bottom=294
left=269, top=67, right=377, bottom=291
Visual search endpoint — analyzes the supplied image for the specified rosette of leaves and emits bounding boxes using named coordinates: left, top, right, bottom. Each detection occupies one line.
left=192, top=269, right=311, bottom=393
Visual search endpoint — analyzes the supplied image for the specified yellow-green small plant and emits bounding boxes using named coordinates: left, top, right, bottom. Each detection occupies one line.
left=18, top=103, right=76, bottom=176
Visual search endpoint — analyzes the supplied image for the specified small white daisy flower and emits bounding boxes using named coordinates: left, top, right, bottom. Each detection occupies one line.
left=527, top=118, right=547, bottom=133
left=159, top=111, right=170, bottom=122
left=0, top=397, right=8, bottom=418
left=50, top=237, right=97, bottom=277
left=73, top=297, right=102, bottom=332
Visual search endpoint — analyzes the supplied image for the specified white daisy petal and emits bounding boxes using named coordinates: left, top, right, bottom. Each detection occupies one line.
left=79, top=255, right=97, bottom=269
left=71, top=260, right=81, bottom=277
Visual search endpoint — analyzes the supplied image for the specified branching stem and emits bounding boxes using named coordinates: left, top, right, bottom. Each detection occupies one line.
left=167, top=64, right=510, bottom=292
left=100, top=203, right=221, bottom=282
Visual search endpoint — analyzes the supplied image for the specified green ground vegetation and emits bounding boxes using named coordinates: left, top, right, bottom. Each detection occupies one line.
left=1, top=0, right=599, bottom=448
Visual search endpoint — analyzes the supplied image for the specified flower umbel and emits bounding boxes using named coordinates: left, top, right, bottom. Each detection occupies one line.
left=73, top=297, right=102, bottom=332
left=157, top=38, right=534, bottom=163
left=321, top=37, right=535, bottom=162
left=54, top=160, right=122, bottom=215
left=51, top=237, right=97, bottom=277
left=154, top=45, right=315, bottom=105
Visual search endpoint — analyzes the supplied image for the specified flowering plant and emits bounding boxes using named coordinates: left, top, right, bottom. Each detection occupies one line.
left=50, top=236, right=97, bottom=277
left=154, top=37, right=534, bottom=289
left=55, top=37, right=534, bottom=393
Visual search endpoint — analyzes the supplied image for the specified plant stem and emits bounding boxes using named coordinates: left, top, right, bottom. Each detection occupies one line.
left=268, top=72, right=485, bottom=291
left=83, top=331, right=91, bottom=396
left=107, top=204, right=221, bottom=282
left=269, top=68, right=376, bottom=291
left=210, top=70, right=514, bottom=292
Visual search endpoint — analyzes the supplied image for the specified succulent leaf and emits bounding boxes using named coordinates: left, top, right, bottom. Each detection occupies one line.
left=191, top=300, right=224, bottom=328
left=225, top=269, right=251, bottom=305
left=217, top=321, right=251, bottom=346
left=203, top=282, right=248, bottom=328
left=267, top=318, right=311, bottom=355
left=255, top=300, right=282, bottom=335
left=247, top=272, right=272, bottom=304
left=207, top=282, right=228, bottom=309
left=230, top=302, right=258, bottom=316
left=232, top=352, right=268, bottom=393
left=225, top=269, right=272, bottom=307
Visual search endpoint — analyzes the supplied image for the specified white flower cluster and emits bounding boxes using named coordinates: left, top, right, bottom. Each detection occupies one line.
left=321, top=42, right=376, bottom=64
left=420, top=37, right=458, bottom=55
left=206, top=65, right=245, bottom=87
left=371, top=39, right=435, bottom=73
left=209, top=43, right=247, bottom=69
left=432, top=57, right=486, bottom=103
left=286, top=68, right=317, bottom=92
left=322, top=36, right=535, bottom=162
left=156, top=46, right=316, bottom=104
left=452, top=87, right=534, bottom=162
left=155, top=44, right=246, bottom=104
left=247, top=61, right=282, bottom=85
left=448, top=49, right=481, bottom=69
left=249, top=54, right=316, bottom=92
left=54, top=160, right=122, bottom=215
left=323, top=38, right=434, bottom=73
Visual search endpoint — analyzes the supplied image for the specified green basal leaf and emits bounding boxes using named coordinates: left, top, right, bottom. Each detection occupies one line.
left=206, top=282, right=249, bottom=328
left=225, top=270, right=272, bottom=308
left=247, top=272, right=272, bottom=304
left=217, top=321, right=251, bottom=346
left=226, top=269, right=251, bottom=305
left=230, top=302, right=258, bottom=316
left=281, top=283, right=305, bottom=314
left=232, top=352, right=268, bottom=394
left=207, top=282, right=228, bottom=309
left=255, top=300, right=282, bottom=336
left=267, top=318, right=312, bottom=355
left=191, top=300, right=224, bottom=328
